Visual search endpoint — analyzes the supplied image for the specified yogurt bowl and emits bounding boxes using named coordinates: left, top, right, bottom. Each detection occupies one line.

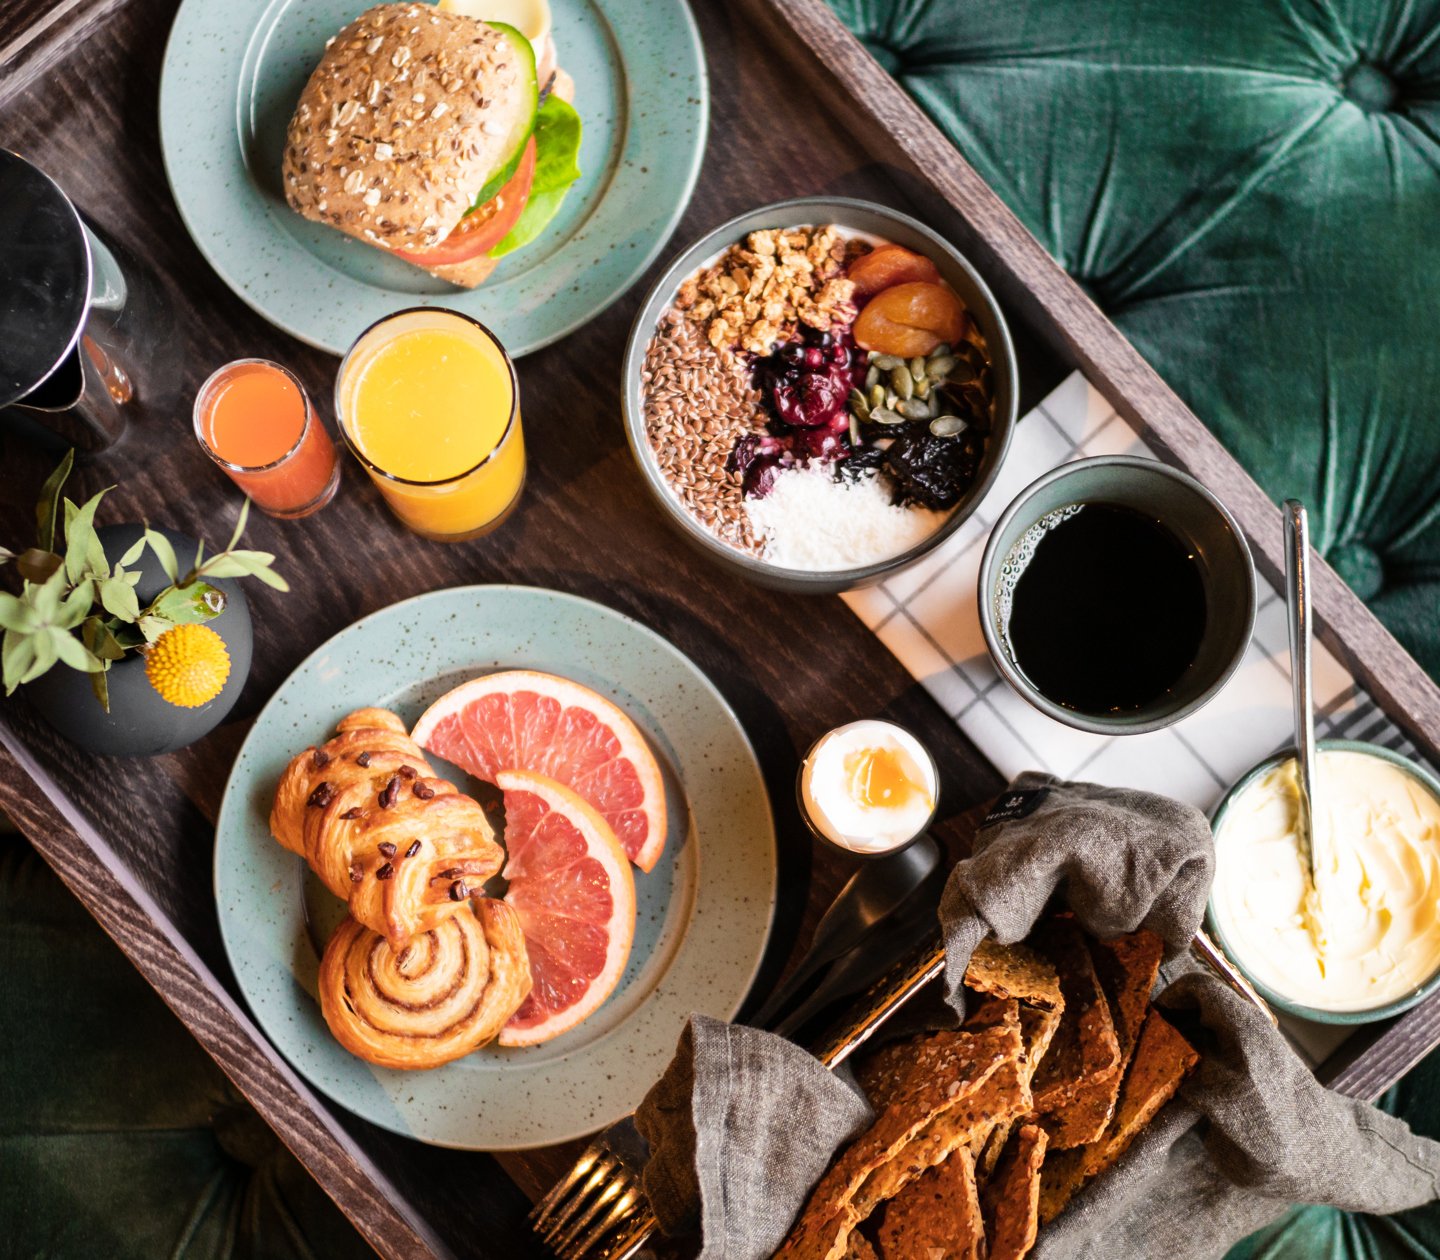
left=1207, top=739, right=1440, bottom=1025
left=621, top=196, right=1018, bottom=594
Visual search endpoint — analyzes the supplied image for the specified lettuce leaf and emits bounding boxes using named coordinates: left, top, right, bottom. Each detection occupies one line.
left=489, top=94, right=582, bottom=257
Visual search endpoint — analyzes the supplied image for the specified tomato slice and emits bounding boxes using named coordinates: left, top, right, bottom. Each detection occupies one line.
left=392, top=138, right=536, bottom=266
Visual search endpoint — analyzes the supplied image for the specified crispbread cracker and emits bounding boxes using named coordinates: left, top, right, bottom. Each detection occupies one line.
left=1038, top=1007, right=1198, bottom=1224
left=843, top=1235, right=878, bottom=1260
left=874, top=1148, right=984, bottom=1260
left=965, top=938, right=1063, bottom=1010
left=1041, top=929, right=1165, bottom=1148
left=1030, top=919, right=1120, bottom=1112
left=852, top=1005, right=1029, bottom=1217
left=982, top=1123, right=1048, bottom=1260
left=778, top=1025, right=1018, bottom=1260
left=1080, top=1007, right=1197, bottom=1182
left=1037, top=1145, right=1088, bottom=1226
left=1019, top=1003, right=1063, bottom=1085
left=1091, top=929, right=1164, bottom=1064
left=854, top=1031, right=953, bottom=1113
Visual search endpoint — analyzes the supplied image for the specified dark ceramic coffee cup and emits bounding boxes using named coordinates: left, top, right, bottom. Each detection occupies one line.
left=977, top=456, right=1256, bottom=735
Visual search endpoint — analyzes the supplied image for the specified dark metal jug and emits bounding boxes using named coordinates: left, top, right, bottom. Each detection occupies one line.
left=0, top=149, right=136, bottom=454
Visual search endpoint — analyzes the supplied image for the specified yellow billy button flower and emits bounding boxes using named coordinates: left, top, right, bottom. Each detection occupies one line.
left=144, top=624, right=231, bottom=709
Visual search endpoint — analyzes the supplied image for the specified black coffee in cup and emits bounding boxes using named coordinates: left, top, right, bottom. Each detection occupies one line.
left=1001, top=502, right=1207, bottom=716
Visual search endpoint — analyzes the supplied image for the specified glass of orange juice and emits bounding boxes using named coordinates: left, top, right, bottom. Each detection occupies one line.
left=194, top=359, right=340, bottom=518
left=335, top=308, right=524, bottom=542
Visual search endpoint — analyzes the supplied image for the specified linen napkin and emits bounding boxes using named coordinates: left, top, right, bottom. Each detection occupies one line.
left=635, top=774, right=1440, bottom=1260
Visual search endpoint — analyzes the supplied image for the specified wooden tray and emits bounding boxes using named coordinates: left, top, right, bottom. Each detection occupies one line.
left=2, top=0, right=1438, bottom=1255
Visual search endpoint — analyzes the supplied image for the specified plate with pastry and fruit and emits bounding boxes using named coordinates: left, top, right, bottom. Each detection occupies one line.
left=158, top=0, right=706, bottom=354
left=213, top=586, right=775, bottom=1148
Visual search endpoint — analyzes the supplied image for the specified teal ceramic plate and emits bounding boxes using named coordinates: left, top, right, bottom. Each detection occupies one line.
left=214, top=586, right=776, bottom=1149
left=158, top=0, right=707, bottom=355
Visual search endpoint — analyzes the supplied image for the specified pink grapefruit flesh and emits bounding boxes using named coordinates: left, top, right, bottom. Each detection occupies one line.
left=495, top=769, right=636, bottom=1047
left=411, top=670, right=668, bottom=871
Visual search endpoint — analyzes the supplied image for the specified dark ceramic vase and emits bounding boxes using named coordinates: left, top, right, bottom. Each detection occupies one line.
left=23, top=524, right=253, bottom=757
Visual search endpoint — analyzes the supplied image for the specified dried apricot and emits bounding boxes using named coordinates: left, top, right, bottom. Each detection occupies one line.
left=853, top=282, right=969, bottom=357
left=846, top=244, right=941, bottom=298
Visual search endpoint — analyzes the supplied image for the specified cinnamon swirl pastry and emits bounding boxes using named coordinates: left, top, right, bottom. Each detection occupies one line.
left=318, top=897, right=531, bottom=1069
left=271, top=708, right=504, bottom=948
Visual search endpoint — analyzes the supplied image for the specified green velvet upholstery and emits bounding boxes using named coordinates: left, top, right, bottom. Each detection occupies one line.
left=829, top=0, right=1440, bottom=1252
left=833, top=0, right=1440, bottom=679
left=0, top=831, right=374, bottom=1260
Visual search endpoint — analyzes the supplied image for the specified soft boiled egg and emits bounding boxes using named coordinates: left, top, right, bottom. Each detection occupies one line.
left=801, top=721, right=937, bottom=854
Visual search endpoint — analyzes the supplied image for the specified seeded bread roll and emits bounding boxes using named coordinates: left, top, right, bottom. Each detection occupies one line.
left=282, top=3, right=532, bottom=255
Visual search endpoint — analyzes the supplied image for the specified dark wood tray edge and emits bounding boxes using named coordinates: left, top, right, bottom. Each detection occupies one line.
left=0, top=727, right=453, bottom=1260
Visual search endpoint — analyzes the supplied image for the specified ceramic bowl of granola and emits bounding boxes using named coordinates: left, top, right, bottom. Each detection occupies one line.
left=621, top=196, right=1018, bottom=593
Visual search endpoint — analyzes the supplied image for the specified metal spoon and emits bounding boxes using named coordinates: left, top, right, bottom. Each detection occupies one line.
left=1285, top=499, right=1320, bottom=886
left=746, top=834, right=941, bottom=1030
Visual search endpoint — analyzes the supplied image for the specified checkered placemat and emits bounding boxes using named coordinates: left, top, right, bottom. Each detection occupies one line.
left=844, top=370, right=1425, bottom=809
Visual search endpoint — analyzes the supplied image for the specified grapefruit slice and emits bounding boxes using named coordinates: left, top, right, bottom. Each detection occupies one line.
left=411, top=670, right=668, bottom=871
left=495, top=769, right=636, bottom=1047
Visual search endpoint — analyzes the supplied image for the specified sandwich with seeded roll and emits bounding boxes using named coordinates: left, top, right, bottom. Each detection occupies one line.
left=282, top=2, right=581, bottom=288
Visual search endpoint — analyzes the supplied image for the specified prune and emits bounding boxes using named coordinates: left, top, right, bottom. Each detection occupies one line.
left=883, top=424, right=985, bottom=509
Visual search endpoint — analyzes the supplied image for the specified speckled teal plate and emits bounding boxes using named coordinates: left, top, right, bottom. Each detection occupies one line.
left=213, top=586, right=775, bottom=1149
left=158, top=0, right=706, bottom=355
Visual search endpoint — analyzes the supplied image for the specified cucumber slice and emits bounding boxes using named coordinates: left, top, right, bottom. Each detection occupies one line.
left=465, top=22, right=538, bottom=211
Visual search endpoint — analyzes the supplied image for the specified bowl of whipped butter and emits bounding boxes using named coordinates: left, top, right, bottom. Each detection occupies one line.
left=1208, top=740, right=1440, bottom=1023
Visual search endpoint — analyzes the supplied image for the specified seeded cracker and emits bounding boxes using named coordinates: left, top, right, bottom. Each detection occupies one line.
left=776, top=1023, right=1018, bottom=1260
left=1040, top=929, right=1167, bottom=1149
left=1038, top=1007, right=1199, bottom=1225
left=981, top=1123, right=1049, bottom=1260
left=874, top=1147, right=985, bottom=1260
left=849, top=1005, right=1029, bottom=1218
left=1029, top=918, right=1121, bottom=1114
left=964, top=938, right=1064, bottom=1011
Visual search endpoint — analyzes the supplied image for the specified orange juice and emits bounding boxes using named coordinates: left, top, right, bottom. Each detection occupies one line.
left=336, top=309, right=524, bottom=541
left=194, top=360, right=339, bottom=518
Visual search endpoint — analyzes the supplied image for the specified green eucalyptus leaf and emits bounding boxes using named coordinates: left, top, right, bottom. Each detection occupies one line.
left=57, top=583, right=94, bottom=630
left=117, top=535, right=147, bottom=567
left=146, top=583, right=221, bottom=626
left=0, top=593, right=37, bottom=633
left=28, top=565, right=68, bottom=621
left=15, top=548, right=62, bottom=584
left=49, top=626, right=100, bottom=673
left=18, top=628, right=58, bottom=685
left=98, top=576, right=140, bottom=622
left=82, top=616, right=129, bottom=662
left=226, top=499, right=252, bottom=552
left=90, top=663, right=111, bottom=712
left=3, top=630, right=35, bottom=694
left=111, top=622, right=148, bottom=651
left=137, top=615, right=172, bottom=643
left=63, top=488, right=112, bottom=583
left=247, top=564, right=289, bottom=592
left=35, top=450, right=74, bottom=551
left=144, top=530, right=179, bottom=583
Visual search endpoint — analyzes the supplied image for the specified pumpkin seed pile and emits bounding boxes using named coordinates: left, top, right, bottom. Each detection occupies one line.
left=847, top=335, right=994, bottom=445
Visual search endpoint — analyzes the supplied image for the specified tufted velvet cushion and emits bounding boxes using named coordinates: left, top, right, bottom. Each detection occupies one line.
left=833, top=0, right=1440, bottom=679
left=0, top=832, right=375, bottom=1260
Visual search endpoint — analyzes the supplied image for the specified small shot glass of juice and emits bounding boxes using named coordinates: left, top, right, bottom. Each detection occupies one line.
left=335, top=308, right=524, bottom=542
left=194, top=359, right=340, bottom=518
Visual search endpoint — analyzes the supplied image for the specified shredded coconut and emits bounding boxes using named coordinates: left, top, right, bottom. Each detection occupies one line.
left=744, top=463, right=949, bottom=571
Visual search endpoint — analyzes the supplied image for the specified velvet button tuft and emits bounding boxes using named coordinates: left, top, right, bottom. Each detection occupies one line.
left=1331, top=541, right=1386, bottom=600
left=1342, top=61, right=1399, bottom=112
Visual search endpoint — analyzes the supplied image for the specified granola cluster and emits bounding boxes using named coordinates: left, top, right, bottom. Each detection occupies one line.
left=675, top=226, right=859, bottom=356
